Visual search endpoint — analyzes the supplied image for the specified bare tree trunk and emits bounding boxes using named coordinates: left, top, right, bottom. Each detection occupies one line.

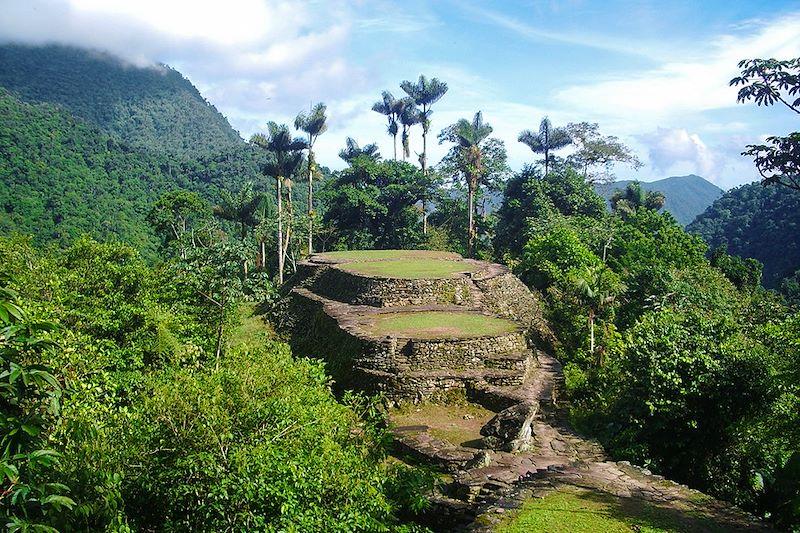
left=277, top=176, right=283, bottom=284
left=589, top=309, right=595, bottom=356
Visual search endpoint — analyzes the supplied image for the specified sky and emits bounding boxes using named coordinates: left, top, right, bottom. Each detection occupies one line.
left=1, top=0, right=799, bottom=190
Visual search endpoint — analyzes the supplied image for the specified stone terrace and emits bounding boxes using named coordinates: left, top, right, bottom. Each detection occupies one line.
left=275, top=250, right=770, bottom=532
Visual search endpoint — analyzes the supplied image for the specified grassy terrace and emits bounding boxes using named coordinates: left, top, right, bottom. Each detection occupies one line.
left=314, top=249, right=461, bottom=262
left=339, top=258, right=477, bottom=279
left=497, top=486, right=725, bottom=533
left=361, top=311, right=517, bottom=338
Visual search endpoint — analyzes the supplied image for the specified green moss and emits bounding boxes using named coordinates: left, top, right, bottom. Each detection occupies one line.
left=362, top=311, right=517, bottom=338
left=497, top=486, right=727, bottom=533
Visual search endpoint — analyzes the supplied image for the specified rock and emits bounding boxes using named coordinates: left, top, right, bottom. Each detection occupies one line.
left=480, top=400, right=539, bottom=452
left=463, top=414, right=475, bottom=420
left=465, top=450, right=493, bottom=469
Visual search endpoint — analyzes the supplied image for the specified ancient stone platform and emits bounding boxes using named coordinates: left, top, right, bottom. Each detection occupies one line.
left=275, top=250, right=771, bottom=531
left=276, top=250, right=553, bottom=404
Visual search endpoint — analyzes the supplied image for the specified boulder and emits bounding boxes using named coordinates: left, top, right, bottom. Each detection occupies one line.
left=480, top=400, right=539, bottom=452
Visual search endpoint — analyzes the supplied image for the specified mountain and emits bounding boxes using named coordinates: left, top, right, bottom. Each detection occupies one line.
left=0, top=87, right=271, bottom=258
left=688, top=181, right=800, bottom=289
left=0, top=43, right=242, bottom=158
left=595, top=175, right=724, bottom=226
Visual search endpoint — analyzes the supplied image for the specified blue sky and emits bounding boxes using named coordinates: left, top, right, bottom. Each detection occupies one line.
left=2, top=0, right=799, bottom=189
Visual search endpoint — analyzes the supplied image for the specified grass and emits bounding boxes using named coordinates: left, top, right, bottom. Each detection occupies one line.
left=226, top=302, right=273, bottom=351
left=362, top=311, right=517, bottom=338
left=315, top=249, right=460, bottom=261
left=390, top=402, right=495, bottom=447
left=339, top=258, right=477, bottom=279
left=497, top=486, right=726, bottom=533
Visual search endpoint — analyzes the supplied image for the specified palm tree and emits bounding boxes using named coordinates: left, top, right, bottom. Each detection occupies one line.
left=250, top=123, right=306, bottom=284
left=439, top=111, right=494, bottom=257
left=339, top=137, right=381, bottom=164
left=401, top=75, right=448, bottom=234
left=518, top=117, right=572, bottom=175
left=294, top=102, right=327, bottom=255
left=400, top=75, right=448, bottom=176
left=571, top=265, right=624, bottom=364
left=610, top=181, right=666, bottom=216
left=371, top=91, right=403, bottom=160
left=398, top=98, right=422, bottom=162
left=213, top=181, right=262, bottom=277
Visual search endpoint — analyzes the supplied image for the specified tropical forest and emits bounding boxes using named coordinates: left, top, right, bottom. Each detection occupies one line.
left=1, top=40, right=799, bottom=533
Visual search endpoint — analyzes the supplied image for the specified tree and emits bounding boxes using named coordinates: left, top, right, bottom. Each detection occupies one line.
left=147, top=190, right=212, bottom=259
left=570, top=265, right=624, bottom=361
left=397, top=98, right=421, bottom=162
left=213, top=182, right=262, bottom=242
left=371, top=91, right=403, bottom=160
left=212, top=182, right=262, bottom=278
left=730, top=58, right=800, bottom=190
left=339, top=137, right=381, bottom=164
left=250, top=124, right=306, bottom=284
left=493, top=166, right=608, bottom=259
left=439, top=111, right=508, bottom=257
left=295, top=102, right=328, bottom=254
left=320, top=159, right=426, bottom=250
left=0, top=283, right=75, bottom=530
left=518, top=117, right=571, bottom=175
left=400, top=75, right=448, bottom=176
left=401, top=75, right=448, bottom=234
left=565, top=122, right=642, bottom=183
left=610, top=181, right=665, bottom=216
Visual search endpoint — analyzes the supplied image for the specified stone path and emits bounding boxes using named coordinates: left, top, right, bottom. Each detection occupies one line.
left=391, top=351, right=773, bottom=532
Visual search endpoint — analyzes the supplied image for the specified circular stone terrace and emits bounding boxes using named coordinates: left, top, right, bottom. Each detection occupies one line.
left=357, top=310, right=519, bottom=339
left=312, top=249, right=481, bottom=280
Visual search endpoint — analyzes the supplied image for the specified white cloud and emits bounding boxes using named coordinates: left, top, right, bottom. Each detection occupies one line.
left=554, top=12, right=800, bottom=121
left=638, top=127, right=723, bottom=182
left=0, top=0, right=366, bottom=116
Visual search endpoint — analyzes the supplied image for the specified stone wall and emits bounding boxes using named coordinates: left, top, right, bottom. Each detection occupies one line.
left=475, top=272, right=556, bottom=349
left=311, top=266, right=474, bottom=307
left=275, top=254, right=551, bottom=405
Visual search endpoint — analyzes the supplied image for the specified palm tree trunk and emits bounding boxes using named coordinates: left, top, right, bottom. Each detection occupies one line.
left=421, top=123, right=428, bottom=235
left=467, top=176, right=476, bottom=258
left=393, top=133, right=397, bottom=161
left=277, top=176, right=283, bottom=285
left=307, top=152, right=314, bottom=256
left=589, top=309, right=595, bottom=356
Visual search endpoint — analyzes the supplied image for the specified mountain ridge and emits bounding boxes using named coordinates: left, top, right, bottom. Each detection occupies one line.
left=595, top=174, right=724, bottom=226
left=0, top=43, right=242, bottom=158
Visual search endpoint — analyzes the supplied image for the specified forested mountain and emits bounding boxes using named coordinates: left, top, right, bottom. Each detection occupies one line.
left=688, top=181, right=800, bottom=289
left=0, top=88, right=271, bottom=258
left=595, top=175, right=723, bottom=226
left=0, top=44, right=242, bottom=158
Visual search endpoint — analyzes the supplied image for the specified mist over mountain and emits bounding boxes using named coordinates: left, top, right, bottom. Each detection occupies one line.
left=0, top=43, right=242, bottom=158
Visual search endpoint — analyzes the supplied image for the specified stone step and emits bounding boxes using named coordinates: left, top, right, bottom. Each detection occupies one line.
left=482, top=351, right=534, bottom=371
left=391, top=429, right=479, bottom=473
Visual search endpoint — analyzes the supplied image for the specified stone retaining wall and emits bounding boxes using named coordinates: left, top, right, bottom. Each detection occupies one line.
left=311, top=266, right=475, bottom=307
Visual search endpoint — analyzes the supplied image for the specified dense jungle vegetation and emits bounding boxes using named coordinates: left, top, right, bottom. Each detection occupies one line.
left=1, top=45, right=799, bottom=531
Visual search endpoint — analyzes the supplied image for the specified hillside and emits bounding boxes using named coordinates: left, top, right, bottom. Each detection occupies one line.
left=595, top=175, right=723, bottom=226
left=0, top=88, right=269, bottom=257
left=0, top=43, right=242, bottom=158
left=688, top=181, right=800, bottom=289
